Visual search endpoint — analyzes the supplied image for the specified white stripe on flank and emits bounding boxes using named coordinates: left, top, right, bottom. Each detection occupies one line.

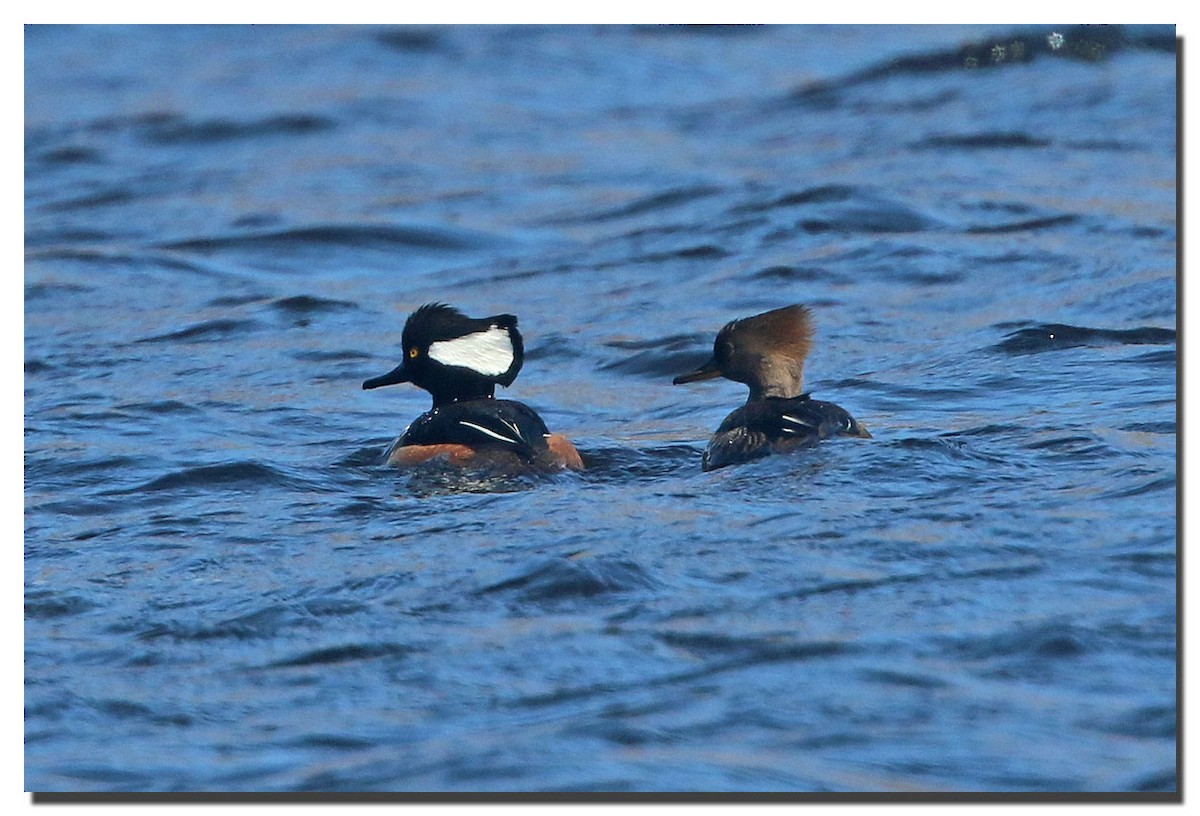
left=782, top=414, right=814, bottom=428
left=428, top=326, right=514, bottom=376
left=459, top=420, right=519, bottom=445
left=500, top=419, right=524, bottom=440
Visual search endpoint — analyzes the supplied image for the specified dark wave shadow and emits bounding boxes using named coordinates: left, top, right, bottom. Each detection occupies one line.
left=512, top=635, right=855, bottom=710
left=158, top=223, right=502, bottom=254
left=373, top=26, right=450, bottom=54
left=600, top=332, right=712, bottom=380
left=912, top=132, right=1052, bottom=150
left=121, top=461, right=315, bottom=494
left=995, top=323, right=1176, bottom=354
left=732, top=184, right=941, bottom=235
left=137, top=113, right=335, bottom=145
left=785, top=25, right=1175, bottom=108
left=39, top=186, right=136, bottom=213
left=270, top=295, right=358, bottom=315
left=967, top=214, right=1079, bottom=234
left=264, top=642, right=414, bottom=669
left=139, top=598, right=366, bottom=643
left=578, top=444, right=700, bottom=482
left=545, top=185, right=724, bottom=225
left=134, top=318, right=261, bottom=344
left=475, top=555, right=659, bottom=604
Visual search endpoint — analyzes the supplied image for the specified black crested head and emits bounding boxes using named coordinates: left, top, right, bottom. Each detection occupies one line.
left=363, top=302, right=525, bottom=406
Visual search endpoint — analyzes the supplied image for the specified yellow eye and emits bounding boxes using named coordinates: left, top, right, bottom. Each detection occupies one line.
left=408, top=347, right=419, bottom=359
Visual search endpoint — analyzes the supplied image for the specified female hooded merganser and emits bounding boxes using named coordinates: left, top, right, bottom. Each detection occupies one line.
left=363, top=303, right=583, bottom=472
left=673, top=304, right=870, bottom=471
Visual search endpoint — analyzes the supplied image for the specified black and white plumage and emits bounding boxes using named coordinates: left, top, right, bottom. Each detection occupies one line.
left=673, top=304, right=870, bottom=471
left=363, top=303, right=523, bottom=407
left=388, top=399, right=552, bottom=463
left=362, top=303, right=583, bottom=472
left=701, top=394, right=868, bottom=472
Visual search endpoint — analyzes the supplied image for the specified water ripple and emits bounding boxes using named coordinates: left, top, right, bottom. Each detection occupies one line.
left=476, top=555, right=659, bottom=603
left=265, top=642, right=414, bottom=669
left=967, top=214, right=1080, bottom=234
left=127, top=461, right=313, bottom=493
left=135, top=318, right=261, bottom=344
left=25, top=591, right=98, bottom=621
left=270, top=295, right=358, bottom=315
left=785, top=24, right=1174, bottom=108
left=158, top=223, right=502, bottom=253
left=995, top=323, right=1176, bottom=354
left=914, top=132, right=1051, bottom=150
left=137, top=112, right=335, bottom=145
left=548, top=185, right=723, bottom=224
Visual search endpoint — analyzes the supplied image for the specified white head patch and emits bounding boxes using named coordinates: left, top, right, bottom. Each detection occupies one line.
left=427, top=325, right=515, bottom=377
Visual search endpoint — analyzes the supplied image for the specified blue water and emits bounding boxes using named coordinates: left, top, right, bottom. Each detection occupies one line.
left=24, top=24, right=1176, bottom=793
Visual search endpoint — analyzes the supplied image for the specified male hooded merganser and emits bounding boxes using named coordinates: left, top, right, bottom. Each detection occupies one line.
left=363, top=303, right=583, bottom=472
left=673, top=304, right=870, bottom=471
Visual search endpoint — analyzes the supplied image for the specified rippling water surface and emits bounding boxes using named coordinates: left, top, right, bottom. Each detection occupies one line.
left=24, top=24, right=1176, bottom=793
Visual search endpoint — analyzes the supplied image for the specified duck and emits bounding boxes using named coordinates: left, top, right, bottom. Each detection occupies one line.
left=673, top=304, right=870, bottom=471
left=363, top=303, right=583, bottom=472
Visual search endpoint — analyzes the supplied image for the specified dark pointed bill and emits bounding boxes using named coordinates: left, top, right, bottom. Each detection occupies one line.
left=362, top=363, right=410, bottom=390
left=672, top=356, right=723, bottom=385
